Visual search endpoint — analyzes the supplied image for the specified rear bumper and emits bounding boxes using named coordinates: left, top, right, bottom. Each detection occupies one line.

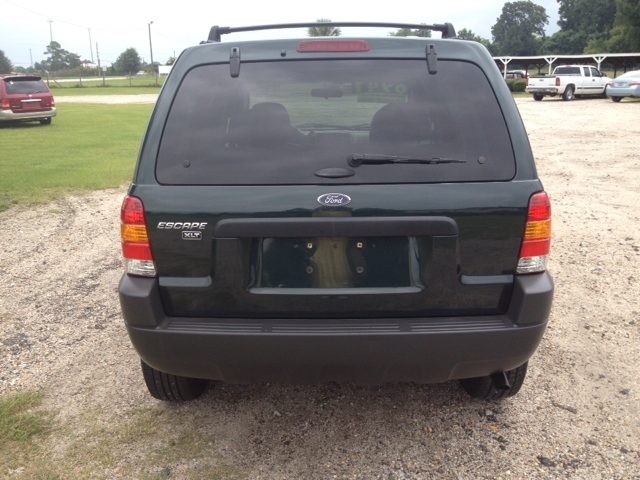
left=525, top=87, right=558, bottom=94
left=607, top=86, right=640, bottom=98
left=0, top=107, right=56, bottom=122
left=119, top=272, right=553, bottom=384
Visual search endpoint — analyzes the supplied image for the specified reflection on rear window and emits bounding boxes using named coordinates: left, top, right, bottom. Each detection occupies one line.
left=4, top=79, right=49, bottom=95
left=157, top=60, right=515, bottom=185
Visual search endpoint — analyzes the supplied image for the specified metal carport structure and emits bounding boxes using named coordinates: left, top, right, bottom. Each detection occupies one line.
left=493, top=53, right=640, bottom=78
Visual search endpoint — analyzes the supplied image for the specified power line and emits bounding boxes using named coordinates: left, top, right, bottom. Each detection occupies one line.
left=3, top=0, right=145, bottom=32
left=152, top=29, right=192, bottom=46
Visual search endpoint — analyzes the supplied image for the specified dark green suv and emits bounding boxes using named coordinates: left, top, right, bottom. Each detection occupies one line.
left=118, top=23, right=553, bottom=401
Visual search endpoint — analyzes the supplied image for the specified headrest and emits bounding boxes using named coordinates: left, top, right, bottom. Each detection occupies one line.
left=369, top=102, right=433, bottom=145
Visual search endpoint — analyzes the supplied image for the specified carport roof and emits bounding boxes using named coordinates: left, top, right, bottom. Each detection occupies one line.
left=493, top=53, right=640, bottom=77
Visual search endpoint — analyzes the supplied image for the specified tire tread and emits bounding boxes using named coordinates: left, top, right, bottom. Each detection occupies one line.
left=141, top=360, right=208, bottom=401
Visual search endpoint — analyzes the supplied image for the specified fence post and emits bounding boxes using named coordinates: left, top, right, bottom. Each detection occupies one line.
left=129, top=72, right=132, bottom=86
left=79, top=71, right=82, bottom=87
left=102, top=68, right=106, bottom=86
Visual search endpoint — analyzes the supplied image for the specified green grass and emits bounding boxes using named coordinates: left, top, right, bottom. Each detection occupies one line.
left=52, top=86, right=161, bottom=96
left=47, top=76, right=165, bottom=95
left=0, top=390, right=244, bottom=479
left=0, top=390, right=50, bottom=445
left=0, top=103, right=152, bottom=211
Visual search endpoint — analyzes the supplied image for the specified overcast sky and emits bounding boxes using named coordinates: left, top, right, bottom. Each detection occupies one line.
left=1, top=0, right=561, bottom=68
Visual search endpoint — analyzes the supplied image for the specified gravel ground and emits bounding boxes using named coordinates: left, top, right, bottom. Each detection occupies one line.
left=1, top=96, right=639, bottom=479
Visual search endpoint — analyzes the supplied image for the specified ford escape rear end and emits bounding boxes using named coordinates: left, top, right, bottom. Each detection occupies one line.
left=118, top=22, right=553, bottom=401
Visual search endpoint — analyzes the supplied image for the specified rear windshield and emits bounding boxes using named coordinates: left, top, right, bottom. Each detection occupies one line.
left=156, top=59, right=515, bottom=185
left=3, top=78, right=49, bottom=95
left=554, top=67, right=581, bottom=75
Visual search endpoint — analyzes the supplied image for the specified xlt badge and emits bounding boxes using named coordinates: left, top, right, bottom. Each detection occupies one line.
left=182, top=231, right=202, bottom=240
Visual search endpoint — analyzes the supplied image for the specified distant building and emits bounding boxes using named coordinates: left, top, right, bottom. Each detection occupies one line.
left=158, top=65, right=172, bottom=75
left=81, top=60, right=97, bottom=69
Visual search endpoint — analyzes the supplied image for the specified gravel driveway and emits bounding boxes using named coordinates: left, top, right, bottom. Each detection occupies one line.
left=0, top=96, right=638, bottom=479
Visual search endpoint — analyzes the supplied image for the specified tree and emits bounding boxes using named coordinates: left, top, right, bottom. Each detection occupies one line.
left=43, top=41, right=66, bottom=71
left=114, top=48, right=142, bottom=74
left=457, top=28, right=494, bottom=53
left=41, top=41, right=82, bottom=71
left=307, top=18, right=342, bottom=37
left=389, top=25, right=431, bottom=37
left=558, top=0, right=616, bottom=33
left=146, top=62, right=160, bottom=74
left=543, top=0, right=616, bottom=54
left=64, top=52, right=81, bottom=69
left=166, top=56, right=176, bottom=66
left=491, top=1, right=549, bottom=56
left=542, top=30, right=587, bottom=54
left=596, top=0, right=640, bottom=52
left=0, top=50, right=13, bottom=74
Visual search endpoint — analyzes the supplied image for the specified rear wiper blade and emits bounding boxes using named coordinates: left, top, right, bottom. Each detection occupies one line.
left=348, top=153, right=466, bottom=167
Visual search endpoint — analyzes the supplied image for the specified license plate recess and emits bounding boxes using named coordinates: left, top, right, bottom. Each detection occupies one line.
left=255, top=236, right=414, bottom=289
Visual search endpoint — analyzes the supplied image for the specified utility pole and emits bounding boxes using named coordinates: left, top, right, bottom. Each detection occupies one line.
left=148, top=21, right=154, bottom=69
left=96, top=42, right=105, bottom=86
left=88, top=28, right=94, bottom=63
left=47, top=19, right=53, bottom=43
left=29, top=49, right=33, bottom=68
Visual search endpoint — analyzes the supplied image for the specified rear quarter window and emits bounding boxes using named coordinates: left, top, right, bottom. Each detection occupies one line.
left=554, top=67, right=581, bottom=75
left=156, top=59, right=515, bottom=185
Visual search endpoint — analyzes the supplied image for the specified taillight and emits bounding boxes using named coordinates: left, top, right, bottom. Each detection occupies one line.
left=517, top=192, right=551, bottom=274
left=555, top=77, right=560, bottom=86
left=607, top=81, right=613, bottom=86
left=629, top=81, right=640, bottom=86
left=51, top=96, right=55, bottom=107
left=1, top=99, right=10, bottom=110
left=297, top=40, right=369, bottom=53
left=121, top=195, right=157, bottom=277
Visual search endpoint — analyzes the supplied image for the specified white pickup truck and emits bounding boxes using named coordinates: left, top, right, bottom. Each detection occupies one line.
left=525, top=65, right=610, bottom=101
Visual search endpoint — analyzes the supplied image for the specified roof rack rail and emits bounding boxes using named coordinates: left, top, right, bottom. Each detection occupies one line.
left=202, top=22, right=457, bottom=44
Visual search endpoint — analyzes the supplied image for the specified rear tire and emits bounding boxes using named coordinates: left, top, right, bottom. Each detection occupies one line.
left=562, top=86, right=574, bottom=101
left=533, top=93, right=544, bottom=101
left=141, top=360, right=208, bottom=401
left=611, top=96, right=622, bottom=103
left=40, top=118, right=52, bottom=125
left=459, top=362, right=528, bottom=400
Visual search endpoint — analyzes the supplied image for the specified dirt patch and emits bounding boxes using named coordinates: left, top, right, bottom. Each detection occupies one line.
left=0, top=97, right=638, bottom=479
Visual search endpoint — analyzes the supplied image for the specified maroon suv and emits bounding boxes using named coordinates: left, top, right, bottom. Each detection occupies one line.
left=0, top=74, right=56, bottom=125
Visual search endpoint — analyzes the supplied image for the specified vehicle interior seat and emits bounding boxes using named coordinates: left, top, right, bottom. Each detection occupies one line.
left=241, top=102, right=305, bottom=148
left=369, top=102, right=436, bottom=148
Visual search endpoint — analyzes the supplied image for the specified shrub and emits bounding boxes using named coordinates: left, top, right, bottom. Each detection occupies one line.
left=505, top=78, right=527, bottom=92
left=512, top=79, right=527, bottom=92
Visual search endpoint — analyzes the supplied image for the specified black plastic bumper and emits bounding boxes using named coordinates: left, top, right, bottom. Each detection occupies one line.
left=119, top=272, right=553, bottom=384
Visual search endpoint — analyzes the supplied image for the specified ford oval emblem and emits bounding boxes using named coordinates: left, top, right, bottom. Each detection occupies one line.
left=317, top=193, right=351, bottom=207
